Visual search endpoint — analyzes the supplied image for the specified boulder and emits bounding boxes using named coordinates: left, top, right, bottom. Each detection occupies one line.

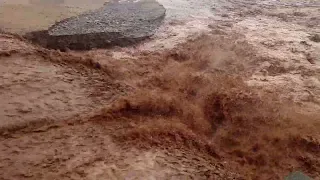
left=27, top=0, right=166, bottom=50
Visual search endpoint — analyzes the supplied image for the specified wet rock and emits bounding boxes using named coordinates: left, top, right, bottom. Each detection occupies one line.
left=27, top=0, right=166, bottom=50
left=309, top=34, right=320, bottom=43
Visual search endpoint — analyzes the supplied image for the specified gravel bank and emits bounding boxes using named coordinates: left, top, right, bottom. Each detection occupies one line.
left=27, top=0, right=166, bottom=50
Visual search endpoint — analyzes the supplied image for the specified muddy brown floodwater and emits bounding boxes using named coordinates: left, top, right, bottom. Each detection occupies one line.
left=0, top=0, right=319, bottom=179
left=0, top=0, right=105, bottom=34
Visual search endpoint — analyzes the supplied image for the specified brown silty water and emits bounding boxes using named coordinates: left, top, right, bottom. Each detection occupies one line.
left=0, top=0, right=106, bottom=34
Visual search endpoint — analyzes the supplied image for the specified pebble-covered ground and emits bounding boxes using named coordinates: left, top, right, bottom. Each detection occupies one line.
left=41, top=0, right=166, bottom=50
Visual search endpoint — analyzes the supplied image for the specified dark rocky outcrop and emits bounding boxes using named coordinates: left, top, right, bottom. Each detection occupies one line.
left=25, top=0, right=166, bottom=50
